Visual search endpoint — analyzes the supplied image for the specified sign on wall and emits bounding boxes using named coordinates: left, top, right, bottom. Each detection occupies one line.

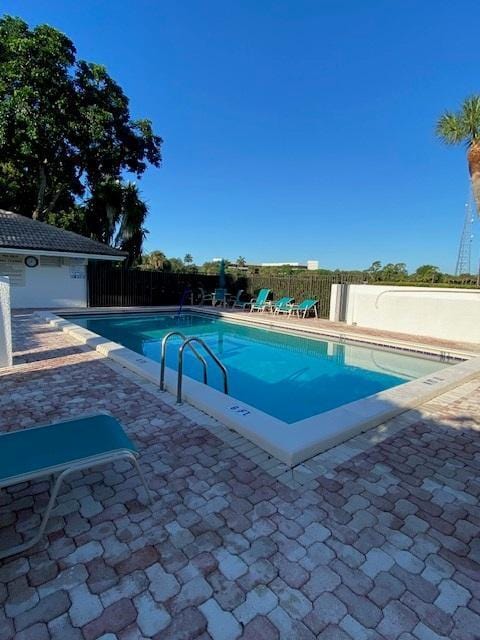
left=0, top=255, right=26, bottom=287
left=40, top=255, right=63, bottom=267
left=67, top=258, right=86, bottom=279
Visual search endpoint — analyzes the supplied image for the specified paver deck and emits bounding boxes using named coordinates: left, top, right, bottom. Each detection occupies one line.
left=0, top=312, right=479, bottom=639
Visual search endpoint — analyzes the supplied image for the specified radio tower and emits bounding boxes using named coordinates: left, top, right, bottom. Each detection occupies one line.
left=455, top=199, right=475, bottom=275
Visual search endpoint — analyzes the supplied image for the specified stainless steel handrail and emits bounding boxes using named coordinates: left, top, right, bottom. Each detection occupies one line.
left=177, top=336, right=229, bottom=404
left=160, top=331, right=208, bottom=391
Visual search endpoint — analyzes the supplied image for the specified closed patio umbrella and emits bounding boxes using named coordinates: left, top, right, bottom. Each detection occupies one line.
left=219, top=259, right=226, bottom=290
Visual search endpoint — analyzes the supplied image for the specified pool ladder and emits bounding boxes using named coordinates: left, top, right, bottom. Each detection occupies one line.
left=160, top=331, right=229, bottom=404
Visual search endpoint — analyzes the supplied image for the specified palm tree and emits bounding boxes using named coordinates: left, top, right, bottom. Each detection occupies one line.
left=142, top=250, right=168, bottom=270
left=236, top=256, right=247, bottom=267
left=116, top=183, right=148, bottom=264
left=86, top=180, right=149, bottom=263
left=437, top=96, right=480, bottom=215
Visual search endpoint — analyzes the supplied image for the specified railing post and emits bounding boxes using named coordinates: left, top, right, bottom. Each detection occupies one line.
left=161, top=331, right=208, bottom=392
left=176, top=336, right=228, bottom=404
left=177, top=346, right=184, bottom=403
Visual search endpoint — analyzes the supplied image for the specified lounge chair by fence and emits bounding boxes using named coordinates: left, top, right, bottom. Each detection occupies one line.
left=249, top=288, right=271, bottom=312
left=289, top=298, right=319, bottom=318
left=272, top=297, right=294, bottom=313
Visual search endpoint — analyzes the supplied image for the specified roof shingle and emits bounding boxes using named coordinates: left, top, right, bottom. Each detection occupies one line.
left=0, top=209, right=126, bottom=258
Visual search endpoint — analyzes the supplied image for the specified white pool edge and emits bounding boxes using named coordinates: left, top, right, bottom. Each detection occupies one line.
left=37, top=310, right=480, bottom=467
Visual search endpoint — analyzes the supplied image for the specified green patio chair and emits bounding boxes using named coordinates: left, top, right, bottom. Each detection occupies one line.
left=249, top=288, right=271, bottom=312
left=212, top=288, right=227, bottom=307
left=288, top=298, right=318, bottom=318
left=232, top=288, right=270, bottom=311
left=272, top=297, right=294, bottom=314
left=0, top=414, right=152, bottom=559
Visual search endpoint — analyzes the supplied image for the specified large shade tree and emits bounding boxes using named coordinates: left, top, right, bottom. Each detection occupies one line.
left=0, top=16, right=162, bottom=262
left=436, top=96, right=480, bottom=216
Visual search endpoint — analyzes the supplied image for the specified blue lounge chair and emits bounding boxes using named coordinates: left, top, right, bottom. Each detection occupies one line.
left=249, top=288, right=271, bottom=312
left=212, top=288, right=227, bottom=307
left=289, top=298, right=318, bottom=318
left=272, top=297, right=294, bottom=314
left=0, top=414, right=151, bottom=559
left=232, top=288, right=270, bottom=311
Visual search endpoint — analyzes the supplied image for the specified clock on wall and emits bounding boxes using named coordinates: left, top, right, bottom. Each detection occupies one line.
left=24, top=256, right=39, bottom=268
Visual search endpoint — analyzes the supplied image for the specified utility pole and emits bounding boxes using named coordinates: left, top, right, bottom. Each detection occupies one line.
left=455, top=201, right=474, bottom=276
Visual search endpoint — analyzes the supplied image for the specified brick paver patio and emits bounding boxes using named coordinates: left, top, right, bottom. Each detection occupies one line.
left=0, top=313, right=479, bottom=639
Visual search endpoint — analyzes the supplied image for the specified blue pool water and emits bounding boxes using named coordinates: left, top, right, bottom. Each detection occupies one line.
left=68, top=313, right=446, bottom=423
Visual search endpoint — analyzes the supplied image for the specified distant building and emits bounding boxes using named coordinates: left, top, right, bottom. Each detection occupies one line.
left=216, top=258, right=320, bottom=272
left=260, top=260, right=320, bottom=270
left=260, top=262, right=302, bottom=268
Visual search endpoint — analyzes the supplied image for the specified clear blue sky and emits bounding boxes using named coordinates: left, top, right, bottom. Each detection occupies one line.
left=3, top=0, right=480, bottom=272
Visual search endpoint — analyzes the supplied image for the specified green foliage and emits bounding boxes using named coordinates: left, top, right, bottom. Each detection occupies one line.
left=361, top=261, right=478, bottom=285
left=0, top=16, right=162, bottom=261
left=45, top=206, right=89, bottom=235
left=365, top=261, right=383, bottom=281
left=436, top=96, right=480, bottom=145
left=381, top=263, right=407, bottom=281
left=168, top=257, right=186, bottom=273
left=140, top=251, right=188, bottom=273
left=413, top=264, right=441, bottom=283
left=200, top=261, right=222, bottom=275
left=258, top=265, right=298, bottom=276
left=140, top=251, right=169, bottom=270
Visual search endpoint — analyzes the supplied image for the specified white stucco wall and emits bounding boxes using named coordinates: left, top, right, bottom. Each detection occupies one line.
left=0, top=276, right=12, bottom=367
left=331, top=284, right=480, bottom=343
left=0, top=254, right=87, bottom=309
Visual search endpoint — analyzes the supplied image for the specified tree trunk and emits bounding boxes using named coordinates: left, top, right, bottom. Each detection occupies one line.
left=45, top=187, right=64, bottom=215
left=106, top=203, right=117, bottom=244
left=32, top=165, right=47, bottom=220
left=467, top=142, right=480, bottom=217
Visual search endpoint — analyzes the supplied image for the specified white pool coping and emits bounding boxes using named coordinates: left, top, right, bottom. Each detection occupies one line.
left=37, top=309, right=480, bottom=467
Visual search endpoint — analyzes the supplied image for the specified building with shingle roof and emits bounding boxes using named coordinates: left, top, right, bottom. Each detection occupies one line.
left=0, top=209, right=125, bottom=308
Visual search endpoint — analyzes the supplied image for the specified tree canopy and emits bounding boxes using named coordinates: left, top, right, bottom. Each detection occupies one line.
left=413, top=264, right=441, bottom=283
left=0, top=16, right=162, bottom=262
left=436, top=96, right=480, bottom=146
left=437, top=96, right=480, bottom=216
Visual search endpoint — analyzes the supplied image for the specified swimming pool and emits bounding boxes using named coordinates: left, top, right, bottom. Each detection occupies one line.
left=50, top=309, right=478, bottom=465
left=69, top=312, right=446, bottom=423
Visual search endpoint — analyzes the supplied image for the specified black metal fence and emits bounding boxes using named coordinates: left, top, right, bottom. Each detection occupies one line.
left=87, top=264, right=362, bottom=318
